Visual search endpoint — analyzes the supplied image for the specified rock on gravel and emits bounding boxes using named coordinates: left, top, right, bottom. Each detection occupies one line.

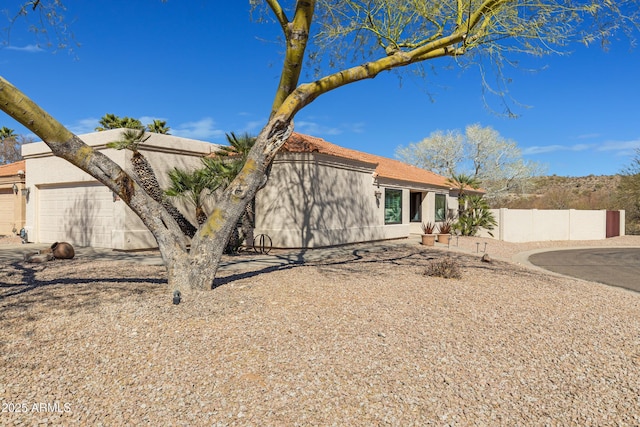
left=0, top=242, right=639, bottom=426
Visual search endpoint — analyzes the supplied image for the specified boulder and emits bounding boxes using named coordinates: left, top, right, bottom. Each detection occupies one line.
left=51, top=242, right=75, bottom=259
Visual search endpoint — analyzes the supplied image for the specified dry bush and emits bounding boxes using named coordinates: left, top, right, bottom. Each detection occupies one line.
left=424, top=257, right=462, bottom=279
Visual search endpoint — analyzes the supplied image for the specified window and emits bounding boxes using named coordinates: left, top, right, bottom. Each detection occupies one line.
left=435, top=194, right=446, bottom=222
left=409, top=192, right=422, bottom=222
left=384, top=189, right=402, bottom=224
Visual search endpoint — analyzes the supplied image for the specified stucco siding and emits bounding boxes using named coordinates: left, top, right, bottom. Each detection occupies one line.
left=481, top=208, right=614, bottom=242
left=0, top=189, right=21, bottom=235
left=22, top=129, right=216, bottom=250
left=569, top=209, right=606, bottom=240
left=255, top=153, right=386, bottom=248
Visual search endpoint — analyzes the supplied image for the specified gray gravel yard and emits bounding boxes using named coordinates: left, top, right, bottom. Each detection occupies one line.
left=0, top=236, right=639, bottom=426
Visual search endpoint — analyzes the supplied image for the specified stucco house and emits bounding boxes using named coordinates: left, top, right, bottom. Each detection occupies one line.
left=21, top=129, right=217, bottom=250
left=253, top=133, right=476, bottom=248
left=0, top=160, right=27, bottom=236
left=21, top=130, right=472, bottom=250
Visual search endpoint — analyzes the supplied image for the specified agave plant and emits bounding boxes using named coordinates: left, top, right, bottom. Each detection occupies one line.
left=421, top=221, right=436, bottom=234
left=437, top=218, right=454, bottom=235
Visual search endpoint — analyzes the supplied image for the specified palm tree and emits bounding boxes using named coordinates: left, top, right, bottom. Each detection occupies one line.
left=95, top=113, right=144, bottom=131
left=188, top=132, right=259, bottom=252
left=217, top=132, right=258, bottom=251
left=160, top=132, right=258, bottom=252
left=447, top=173, right=481, bottom=217
left=108, top=129, right=197, bottom=237
left=0, top=127, right=23, bottom=165
left=454, top=195, right=497, bottom=237
left=0, top=126, right=16, bottom=140
left=165, top=168, right=217, bottom=225
left=217, top=132, right=255, bottom=160
left=200, top=156, right=241, bottom=190
left=447, top=173, right=481, bottom=198
left=146, top=119, right=171, bottom=134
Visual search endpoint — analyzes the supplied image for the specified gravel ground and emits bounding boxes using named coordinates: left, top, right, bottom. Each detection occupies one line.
left=0, top=235, right=639, bottom=426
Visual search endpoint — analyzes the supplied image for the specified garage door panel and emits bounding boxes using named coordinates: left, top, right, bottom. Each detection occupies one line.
left=38, top=183, right=115, bottom=247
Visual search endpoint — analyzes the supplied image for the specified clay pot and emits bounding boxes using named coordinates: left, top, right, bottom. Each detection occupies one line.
left=421, top=234, right=436, bottom=246
left=51, top=242, right=75, bottom=259
left=437, top=234, right=451, bottom=245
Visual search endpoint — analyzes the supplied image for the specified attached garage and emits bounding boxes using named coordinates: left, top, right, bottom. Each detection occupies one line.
left=37, top=183, right=116, bottom=247
left=22, top=130, right=216, bottom=250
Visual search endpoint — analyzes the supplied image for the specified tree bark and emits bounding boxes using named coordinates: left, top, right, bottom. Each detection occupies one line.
left=131, top=151, right=197, bottom=238
left=182, top=117, right=293, bottom=290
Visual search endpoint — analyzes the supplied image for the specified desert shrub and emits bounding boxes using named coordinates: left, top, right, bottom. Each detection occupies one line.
left=424, top=257, right=462, bottom=279
left=454, top=195, right=497, bottom=237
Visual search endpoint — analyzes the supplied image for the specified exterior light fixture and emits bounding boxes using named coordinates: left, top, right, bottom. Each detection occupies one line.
left=374, top=190, right=382, bottom=200
left=21, top=187, right=30, bottom=197
left=12, top=183, right=18, bottom=194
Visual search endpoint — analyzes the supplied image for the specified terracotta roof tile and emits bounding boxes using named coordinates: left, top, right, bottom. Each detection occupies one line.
left=282, top=133, right=454, bottom=189
left=0, top=160, right=25, bottom=177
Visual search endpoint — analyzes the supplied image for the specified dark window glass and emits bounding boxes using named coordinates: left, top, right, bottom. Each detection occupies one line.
left=384, top=189, right=402, bottom=224
left=410, top=192, right=422, bottom=222
left=435, top=194, right=446, bottom=222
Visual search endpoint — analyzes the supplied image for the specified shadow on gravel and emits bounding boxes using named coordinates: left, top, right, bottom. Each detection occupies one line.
left=214, top=246, right=509, bottom=287
left=1, top=243, right=523, bottom=314
left=0, top=259, right=166, bottom=320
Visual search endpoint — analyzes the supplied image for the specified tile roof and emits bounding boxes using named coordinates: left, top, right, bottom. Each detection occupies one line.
left=282, top=133, right=455, bottom=189
left=0, top=160, right=25, bottom=177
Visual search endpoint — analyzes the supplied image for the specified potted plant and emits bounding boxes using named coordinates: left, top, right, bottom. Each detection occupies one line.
left=420, top=221, right=437, bottom=246
left=437, top=218, right=454, bottom=244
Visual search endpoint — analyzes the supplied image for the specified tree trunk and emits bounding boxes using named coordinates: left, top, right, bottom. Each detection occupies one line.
left=225, top=226, right=241, bottom=254
left=240, top=198, right=255, bottom=248
left=132, top=151, right=197, bottom=238
left=153, top=117, right=294, bottom=295
left=172, top=117, right=293, bottom=291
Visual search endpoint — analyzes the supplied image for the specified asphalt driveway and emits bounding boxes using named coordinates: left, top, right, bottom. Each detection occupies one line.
left=528, top=248, right=640, bottom=293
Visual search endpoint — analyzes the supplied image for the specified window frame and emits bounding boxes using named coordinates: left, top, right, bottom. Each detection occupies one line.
left=434, top=193, right=447, bottom=222
left=384, top=188, right=403, bottom=225
left=409, top=192, right=422, bottom=223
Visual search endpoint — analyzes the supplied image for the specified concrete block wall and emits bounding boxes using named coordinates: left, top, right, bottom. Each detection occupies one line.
left=478, top=209, right=623, bottom=242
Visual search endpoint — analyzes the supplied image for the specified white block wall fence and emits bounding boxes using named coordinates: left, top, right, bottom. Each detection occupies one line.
left=477, top=209, right=625, bottom=243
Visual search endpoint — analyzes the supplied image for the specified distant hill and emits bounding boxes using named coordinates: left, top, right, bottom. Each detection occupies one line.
left=497, top=173, right=640, bottom=234
left=497, top=174, right=622, bottom=210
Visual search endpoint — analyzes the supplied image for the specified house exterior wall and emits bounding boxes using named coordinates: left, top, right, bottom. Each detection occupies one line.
left=254, top=153, right=385, bottom=248
left=254, top=153, right=456, bottom=248
left=22, top=129, right=215, bottom=250
left=19, top=130, right=469, bottom=250
left=406, top=190, right=460, bottom=235
left=0, top=181, right=26, bottom=235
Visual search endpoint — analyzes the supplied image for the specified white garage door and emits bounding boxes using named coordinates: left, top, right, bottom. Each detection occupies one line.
left=38, top=183, right=115, bottom=248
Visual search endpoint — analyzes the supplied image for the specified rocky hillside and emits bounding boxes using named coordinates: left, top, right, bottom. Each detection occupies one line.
left=498, top=175, right=622, bottom=210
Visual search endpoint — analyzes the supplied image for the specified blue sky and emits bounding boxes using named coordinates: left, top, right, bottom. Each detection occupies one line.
left=2, top=1, right=639, bottom=177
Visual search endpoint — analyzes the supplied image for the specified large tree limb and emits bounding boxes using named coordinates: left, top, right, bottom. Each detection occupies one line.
left=270, top=0, right=316, bottom=117
left=0, top=76, right=190, bottom=268
left=265, top=0, right=289, bottom=35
